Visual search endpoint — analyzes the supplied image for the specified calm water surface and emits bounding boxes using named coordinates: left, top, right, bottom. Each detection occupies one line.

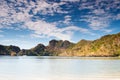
left=0, top=56, right=120, bottom=80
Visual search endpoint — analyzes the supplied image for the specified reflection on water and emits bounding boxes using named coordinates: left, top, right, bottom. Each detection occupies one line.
left=0, top=56, right=120, bottom=80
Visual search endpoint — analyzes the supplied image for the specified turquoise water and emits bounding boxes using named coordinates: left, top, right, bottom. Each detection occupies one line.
left=0, top=56, right=120, bottom=80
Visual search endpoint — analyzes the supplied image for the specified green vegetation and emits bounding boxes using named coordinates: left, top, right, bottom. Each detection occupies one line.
left=0, top=32, right=120, bottom=57
left=61, top=32, right=120, bottom=57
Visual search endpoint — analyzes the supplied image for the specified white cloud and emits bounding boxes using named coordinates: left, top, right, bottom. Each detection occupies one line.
left=29, top=0, right=67, bottom=15
left=0, top=0, right=94, bottom=41
left=0, top=0, right=68, bottom=26
left=25, top=20, right=92, bottom=40
left=63, top=15, right=71, bottom=24
left=0, top=0, right=119, bottom=38
left=79, top=0, right=120, bottom=32
left=115, top=14, right=120, bottom=20
left=61, top=0, right=79, bottom=2
left=0, top=6, right=9, bottom=17
left=92, top=9, right=105, bottom=15
left=13, top=12, right=31, bottom=22
left=79, top=0, right=120, bottom=31
left=0, top=1, right=12, bottom=26
left=89, top=19, right=109, bottom=30
left=0, top=0, right=26, bottom=26
left=81, top=15, right=111, bottom=30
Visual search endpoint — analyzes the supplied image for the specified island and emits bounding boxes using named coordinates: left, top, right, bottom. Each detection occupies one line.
left=0, top=32, right=120, bottom=57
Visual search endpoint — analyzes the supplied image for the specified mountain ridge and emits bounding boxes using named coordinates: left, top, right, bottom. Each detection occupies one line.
left=0, top=32, right=120, bottom=57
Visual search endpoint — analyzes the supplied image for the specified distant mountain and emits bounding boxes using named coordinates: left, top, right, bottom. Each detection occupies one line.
left=60, top=33, right=120, bottom=57
left=0, top=32, right=120, bottom=57
left=18, top=40, right=74, bottom=56
left=45, top=39, right=75, bottom=56
left=18, top=44, right=46, bottom=56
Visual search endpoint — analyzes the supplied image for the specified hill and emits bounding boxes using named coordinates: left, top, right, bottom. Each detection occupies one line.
left=60, top=33, right=120, bottom=57
left=0, top=45, right=20, bottom=56
left=18, top=40, right=74, bottom=56
left=0, top=32, right=120, bottom=57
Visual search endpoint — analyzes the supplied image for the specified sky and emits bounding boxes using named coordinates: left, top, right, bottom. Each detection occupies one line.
left=0, top=0, right=120, bottom=49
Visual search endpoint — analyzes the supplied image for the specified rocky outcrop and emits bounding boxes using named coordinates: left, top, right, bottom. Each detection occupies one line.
left=45, top=40, right=74, bottom=56
left=48, top=39, right=73, bottom=48
left=0, top=45, right=20, bottom=56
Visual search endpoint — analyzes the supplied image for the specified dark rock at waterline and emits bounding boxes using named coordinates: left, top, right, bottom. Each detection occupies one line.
left=0, top=45, right=20, bottom=56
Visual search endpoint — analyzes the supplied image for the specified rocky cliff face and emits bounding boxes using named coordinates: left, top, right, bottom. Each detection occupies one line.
left=45, top=40, right=74, bottom=56
left=0, top=45, right=20, bottom=56
left=48, top=40, right=73, bottom=48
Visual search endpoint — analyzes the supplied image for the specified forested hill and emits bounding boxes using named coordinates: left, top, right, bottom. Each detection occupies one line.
left=60, top=32, right=120, bottom=57
left=0, top=32, right=120, bottom=57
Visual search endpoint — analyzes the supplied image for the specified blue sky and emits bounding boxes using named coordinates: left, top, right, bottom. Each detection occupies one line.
left=0, top=0, right=120, bottom=49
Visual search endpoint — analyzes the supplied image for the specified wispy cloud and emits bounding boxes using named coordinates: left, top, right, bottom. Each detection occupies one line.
left=79, top=0, right=120, bottom=31
left=0, top=0, right=67, bottom=25
left=30, top=0, right=68, bottom=15
left=61, top=0, right=79, bottom=2
left=83, top=15, right=110, bottom=30
left=115, top=14, right=120, bottom=20
left=63, top=15, right=71, bottom=25
left=0, top=0, right=94, bottom=41
left=0, top=0, right=120, bottom=41
left=25, top=20, right=92, bottom=40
